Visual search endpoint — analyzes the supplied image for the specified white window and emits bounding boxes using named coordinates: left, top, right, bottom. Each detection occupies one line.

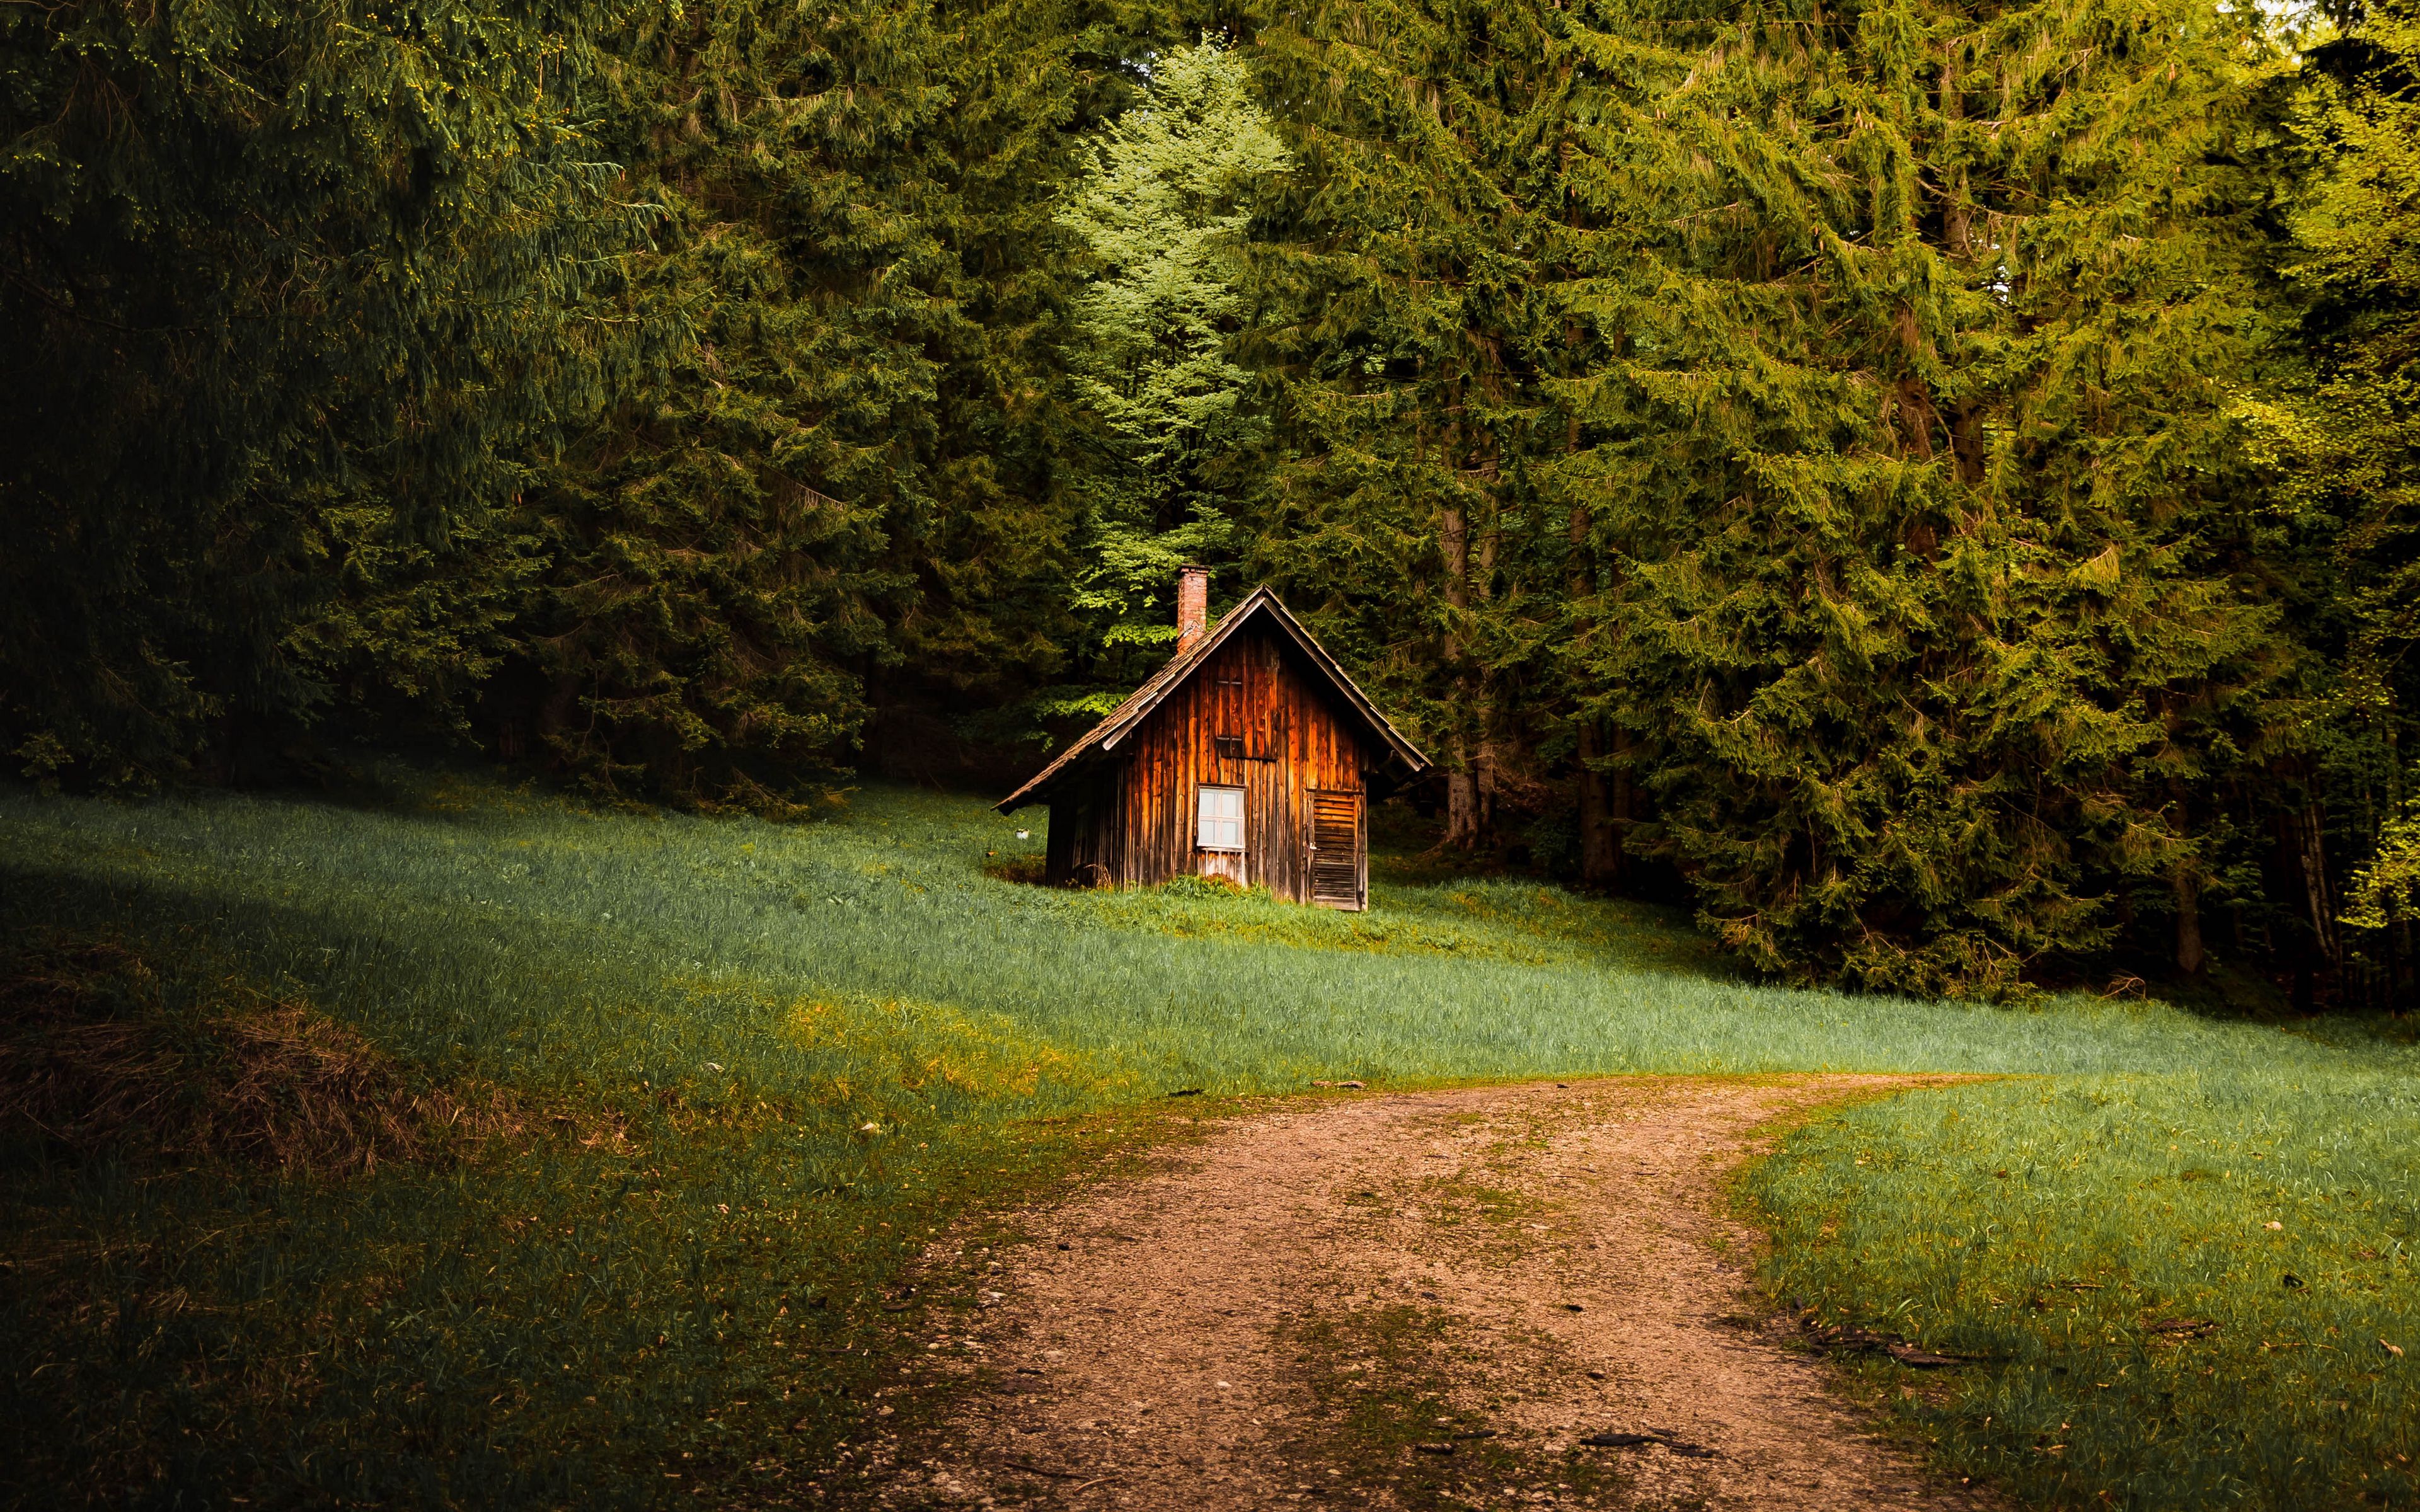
left=1197, top=785, right=1245, bottom=852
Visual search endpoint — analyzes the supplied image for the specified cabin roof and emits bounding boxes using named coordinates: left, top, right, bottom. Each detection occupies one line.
left=996, top=585, right=1431, bottom=813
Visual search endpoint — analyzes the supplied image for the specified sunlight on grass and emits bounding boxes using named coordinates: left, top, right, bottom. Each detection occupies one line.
left=1, top=760, right=2414, bottom=1510
left=1748, top=1070, right=2420, bottom=1509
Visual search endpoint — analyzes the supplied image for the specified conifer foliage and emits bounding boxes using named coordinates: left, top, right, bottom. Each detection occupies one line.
left=1243, top=0, right=2298, bottom=995
left=1049, top=38, right=1291, bottom=714
left=1246, top=0, right=1570, bottom=853
left=507, top=0, right=1157, bottom=805
left=0, top=0, right=647, bottom=784
left=507, top=0, right=950, bottom=807
left=2296, top=0, right=2420, bottom=984
left=1564, top=0, right=2296, bottom=995
left=4, top=0, right=2417, bottom=999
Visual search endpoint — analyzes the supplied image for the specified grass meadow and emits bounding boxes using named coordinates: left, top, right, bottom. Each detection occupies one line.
left=0, top=760, right=2414, bottom=1510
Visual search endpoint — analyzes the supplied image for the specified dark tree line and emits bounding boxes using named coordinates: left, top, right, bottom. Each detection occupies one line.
left=4, top=0, right=2417, bottom=1004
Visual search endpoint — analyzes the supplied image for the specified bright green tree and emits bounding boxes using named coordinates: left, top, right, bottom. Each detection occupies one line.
left=1046, top=37, right=1291, bottom=713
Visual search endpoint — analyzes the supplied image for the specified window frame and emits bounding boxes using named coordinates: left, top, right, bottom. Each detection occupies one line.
left=1196, top=783, right=1246, bottom=852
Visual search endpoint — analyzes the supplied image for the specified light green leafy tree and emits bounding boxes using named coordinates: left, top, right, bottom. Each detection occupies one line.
left=1047, top=37, right=1290, bottom=713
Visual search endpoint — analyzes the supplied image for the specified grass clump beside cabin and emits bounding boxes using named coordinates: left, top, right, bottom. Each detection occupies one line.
left=0, top=759, right=2412, bottom=1509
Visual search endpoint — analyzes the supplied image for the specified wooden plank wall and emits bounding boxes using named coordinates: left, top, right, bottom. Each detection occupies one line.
left=1047, top=623, right=1373, bottom=905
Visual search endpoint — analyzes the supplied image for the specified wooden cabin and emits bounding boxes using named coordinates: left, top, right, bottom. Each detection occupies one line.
left=998, top=569, right=1431, bottom=909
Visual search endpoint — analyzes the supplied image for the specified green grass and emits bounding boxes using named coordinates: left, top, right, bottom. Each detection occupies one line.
left=1748, top=1067, right=2420, bottom=1509
left=0, top=759, right=2413, bottom=1510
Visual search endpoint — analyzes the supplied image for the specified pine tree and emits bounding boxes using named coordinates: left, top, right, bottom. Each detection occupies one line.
left=0, top=0, right=647, bottom=784
left=1047, top=37, right=1291, bottom=716
left=872, top=0, right=1181, bottom=742
left=1557, top=0, right=2297, bottom=994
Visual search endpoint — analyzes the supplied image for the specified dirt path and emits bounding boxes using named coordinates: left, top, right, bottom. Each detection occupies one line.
left=858, top=1076, right=1993, bottom=1511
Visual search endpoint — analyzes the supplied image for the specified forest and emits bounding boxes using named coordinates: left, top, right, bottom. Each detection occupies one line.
left=6, top=0, right=2419, bottom=1007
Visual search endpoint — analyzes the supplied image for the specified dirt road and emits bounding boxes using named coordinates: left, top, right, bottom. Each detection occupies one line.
left=851, top=1076, right=1992, bottom=1511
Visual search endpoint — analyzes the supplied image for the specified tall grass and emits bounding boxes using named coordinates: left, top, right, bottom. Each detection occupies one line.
left=1749, top=1067, right=2420, bottom=1509
left=2, top=767, right=2380, bottom=1089
left=1, top=761, right=2412, bottom=1509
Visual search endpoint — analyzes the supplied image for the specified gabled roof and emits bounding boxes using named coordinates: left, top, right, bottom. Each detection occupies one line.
left=997, top=585, right=1431, bottom=812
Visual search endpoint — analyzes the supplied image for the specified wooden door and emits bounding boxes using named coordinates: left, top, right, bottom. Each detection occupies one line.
left=1309, top=789, right=1364, bottom=910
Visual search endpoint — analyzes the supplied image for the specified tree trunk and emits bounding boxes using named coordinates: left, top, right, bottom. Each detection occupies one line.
left=1441, top=498, right=1480, bottom=852
left=1446, top=742, right=1480, bottom=850
left=1475, top=740, right=1498, bottom=837
left=1567, top=491, right=1622, bottom=886
left=1577, top=719, right=1618, bottom=885
left=539, top=672, right=582, bottom=743
left=2296, top=803, right=2341, bottom=976
left=2174, top=866, right=2206, bottom=978
left=1610, top=725, right=1635, bottom=868
left=1439, top=401, right=1483, bottom=850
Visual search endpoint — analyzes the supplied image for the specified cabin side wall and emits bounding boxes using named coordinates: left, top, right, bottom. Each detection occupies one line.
left=1105, top=627, right=1372, bottom=903
left=1044, top=772, right=1122, bottom=886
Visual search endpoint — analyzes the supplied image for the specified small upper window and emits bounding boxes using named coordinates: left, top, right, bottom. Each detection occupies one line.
left=1197, top=785, right=1244, bottom=851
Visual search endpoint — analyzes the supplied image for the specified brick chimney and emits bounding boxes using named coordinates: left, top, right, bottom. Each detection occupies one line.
left=1176, top=564, right=1210, bottom=655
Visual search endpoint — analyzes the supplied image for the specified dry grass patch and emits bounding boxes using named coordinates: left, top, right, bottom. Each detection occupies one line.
left=0, top=935, right=526, bottom=1174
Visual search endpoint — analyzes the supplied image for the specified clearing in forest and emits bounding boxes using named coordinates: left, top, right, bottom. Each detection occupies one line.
left=3, top=772, right=2412, bottom=1511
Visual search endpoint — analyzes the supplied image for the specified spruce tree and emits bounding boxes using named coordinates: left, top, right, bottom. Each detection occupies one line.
left=514, top=0, right=945, bottom=806
left=0, top=0, right=646, bottom=784
left=2290, top=0, right=2420, bottom=998
left=1245, top=0, right=1572, bottom=850
left=517, top=0, right=1167, bottom=803
left=1557, top=0, right=2296, bottom=994
left=1048, top=38, right=1290, bottom=716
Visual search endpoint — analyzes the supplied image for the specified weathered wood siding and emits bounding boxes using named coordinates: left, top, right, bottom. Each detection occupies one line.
left=1044, top=622, right=1375, bottom=907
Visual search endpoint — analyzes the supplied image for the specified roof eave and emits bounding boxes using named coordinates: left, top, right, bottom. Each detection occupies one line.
left=994, top=586, right=1432, bottom=811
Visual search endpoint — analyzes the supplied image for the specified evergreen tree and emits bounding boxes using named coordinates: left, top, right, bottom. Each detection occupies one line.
left=1048, top=37, right=1290, bottom=715
left=0, top=0, right=647, bottom=784
left=516, top=0, right=1166, bottom=803
left=510, top=0, right=942, bottom=806
left=1245, top=0, right=1572, bottom=850
left=2291, top=0, right=2420, bottom=999
left=873, top=0, right=1169, bottom=733
left=1559, top=0, right=2297, bottom=995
